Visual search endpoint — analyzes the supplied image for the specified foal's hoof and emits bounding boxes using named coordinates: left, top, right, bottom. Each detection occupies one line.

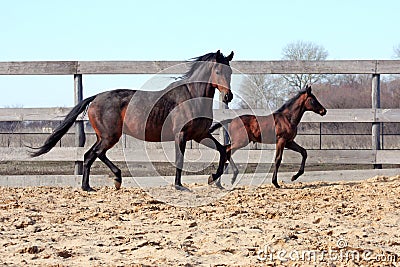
left=210, top=179, right=225, bottom=190
left=174, top=184, right=191, bottom=192
left=82, top=186, right=96, bottom=192
left=291, top=175, right=298, bottom=182
left=114, top=180, right=122, bottom=190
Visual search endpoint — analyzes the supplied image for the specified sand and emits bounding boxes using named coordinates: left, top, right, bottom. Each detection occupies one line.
left=0, top=175, right=400, bottom=266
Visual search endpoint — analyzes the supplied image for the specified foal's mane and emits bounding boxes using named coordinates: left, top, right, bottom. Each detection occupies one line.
left=275, top=89, right=308, bottom=113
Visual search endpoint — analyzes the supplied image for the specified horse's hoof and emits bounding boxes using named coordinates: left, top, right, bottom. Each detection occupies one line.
left=273, top=182, right=281, bottom=189
left=114, top=180, right=122, bottom=190
left=174, top=184, right=191, bottom=192
left=207, top=175, right=214, bottom=185
left=291, top=176, right=297, bottom=182
left=82, top=186, right=96, bottom=192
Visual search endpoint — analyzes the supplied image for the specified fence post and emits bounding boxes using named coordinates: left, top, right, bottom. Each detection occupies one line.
left=74, top=74, right=85, bottom=175
left=371, top=74, right=382, bottom=169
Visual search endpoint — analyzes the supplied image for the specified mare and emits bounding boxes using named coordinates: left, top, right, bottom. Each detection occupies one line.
left=31, top=50, right=234, bottom=191
left=209, top=85, right=326, bottom=188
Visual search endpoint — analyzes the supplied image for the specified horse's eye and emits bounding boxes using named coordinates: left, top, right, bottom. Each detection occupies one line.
left=215, top=70, right=221, bottom=75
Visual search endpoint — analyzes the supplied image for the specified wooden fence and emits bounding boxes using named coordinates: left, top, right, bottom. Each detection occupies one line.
left=1, top=60, right=400, bottom=174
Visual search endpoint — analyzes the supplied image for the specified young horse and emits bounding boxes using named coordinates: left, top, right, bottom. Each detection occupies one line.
left=31, top=50, right=234, bottom=191
left=209, top=85, right=326, bottom=188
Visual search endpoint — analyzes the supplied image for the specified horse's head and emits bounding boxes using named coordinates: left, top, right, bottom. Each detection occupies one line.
left=303, top=85, right=327, bottom=116
left=182, top=50, right=234, bottom=104
left=210, top=50, right=234, bottom=104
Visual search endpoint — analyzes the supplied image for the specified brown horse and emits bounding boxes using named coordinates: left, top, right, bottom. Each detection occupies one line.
left=31, top=50, right=234, bottom=191
left=209, top=85, right=326, bottom=188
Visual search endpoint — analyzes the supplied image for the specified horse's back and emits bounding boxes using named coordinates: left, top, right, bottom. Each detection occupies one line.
left=92, top=89, right=136, bottom=108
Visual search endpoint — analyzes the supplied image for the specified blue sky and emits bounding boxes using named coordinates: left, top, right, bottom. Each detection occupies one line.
left=1, top=0, right=400, bottom=107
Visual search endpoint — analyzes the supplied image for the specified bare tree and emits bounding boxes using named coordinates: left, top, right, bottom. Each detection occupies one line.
left=237, top=74, right=289, bottom=110
left=315, top=75, right=371, bottom=108
left=237, top=74, right=268, bottom=109
left=236, top=41, right=328, bottom=110
left=281, top=40, right=329, bottom=90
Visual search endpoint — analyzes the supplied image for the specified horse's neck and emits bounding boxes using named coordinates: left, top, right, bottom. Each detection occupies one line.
left=283, top=99, right=306, bottom=126
left=187, top=82, right=215, bottom=100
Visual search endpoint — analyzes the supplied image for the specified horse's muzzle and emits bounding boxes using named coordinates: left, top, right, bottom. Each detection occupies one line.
left=320, top=109, right=327, bottom=116
left=223, top=91, right=233, bottom=104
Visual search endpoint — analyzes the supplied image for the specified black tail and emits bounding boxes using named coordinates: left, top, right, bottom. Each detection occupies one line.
left=209, top=119, right=232, bottom=133
left=30, top=95, right=97, bottom=157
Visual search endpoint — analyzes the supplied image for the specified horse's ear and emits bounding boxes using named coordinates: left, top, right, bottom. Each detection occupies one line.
left=216, top=50, right=221, bottom=58
left=306, top=85, right=312, bottom=95
left=227, top=51, right=234, bottom=61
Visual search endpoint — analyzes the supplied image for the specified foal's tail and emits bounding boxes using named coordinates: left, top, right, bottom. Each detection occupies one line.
left=30, top=95, right=97, bottom=157
left=209, top=119, right=232, bottom=133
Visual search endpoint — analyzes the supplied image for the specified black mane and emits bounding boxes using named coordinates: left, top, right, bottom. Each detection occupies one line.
left=180, top=51, right=229, bottom=80
left=275, top=89, right=307, bottom=113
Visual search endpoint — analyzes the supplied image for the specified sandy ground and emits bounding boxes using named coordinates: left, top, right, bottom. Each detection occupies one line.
left=0, top=176, right=400, bottom=266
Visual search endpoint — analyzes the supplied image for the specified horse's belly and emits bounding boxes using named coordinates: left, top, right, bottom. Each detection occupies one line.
left=123, top=123, right=175, bottom=142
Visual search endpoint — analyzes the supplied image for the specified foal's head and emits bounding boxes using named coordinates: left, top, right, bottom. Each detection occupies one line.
left=302, top=85, right=327, bottom=116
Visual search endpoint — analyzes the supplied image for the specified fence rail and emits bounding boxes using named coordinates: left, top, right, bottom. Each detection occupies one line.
left=2, top=108, right=400, bottom=122
left=1, top=60, right=400, bottom=75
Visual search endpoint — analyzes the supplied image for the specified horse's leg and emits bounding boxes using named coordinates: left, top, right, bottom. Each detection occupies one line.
left=85, top=95, right=125, bottom=191
left=97, top=153, right=122, bottom=190
left=272, top=139, right=285, bottom=188
left=203, top=133, right=227, bottom=187
left=174, top=131, right=189, bottom=191
left=82, top=142, right=98, bottom=191
left=82, top=137, right=119, bottom=191
left=285, top=141, right=307, bottom=181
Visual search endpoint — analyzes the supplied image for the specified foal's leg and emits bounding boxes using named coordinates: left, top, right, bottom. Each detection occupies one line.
left=229, top=157, right=239, bottom=185
left=285, top=141, right=307, bottom=181
left=225, top=145, right=239, bottom=184
left=174, top=131, right=189, bottom=191
left=272, top=139, right=286, bottom=188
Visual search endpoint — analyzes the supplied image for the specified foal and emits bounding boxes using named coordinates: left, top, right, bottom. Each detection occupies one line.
left=210, top=85, right=327, bottom=188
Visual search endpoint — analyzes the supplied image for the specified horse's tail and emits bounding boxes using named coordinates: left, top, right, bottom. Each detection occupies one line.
left=209, top=119, right=232, bottom=133
left=30, top=95, right=97, bottom=157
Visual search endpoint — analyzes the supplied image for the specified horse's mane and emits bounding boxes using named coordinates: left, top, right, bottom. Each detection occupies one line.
left=275, top=89, right=307, bottom=113
left=163, top=51, right=230, bottom=92
left=180, top=52, right=226, bottom=80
